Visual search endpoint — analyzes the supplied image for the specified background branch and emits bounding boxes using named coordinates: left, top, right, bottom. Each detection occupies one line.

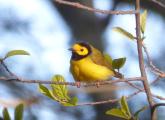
left=54, top=0, right=137, bottom=15
left=151, top=103, right=165, bottom=119
left=142, top=44, right=165, bottom=80
left=135, top=0, right=154, bottom=109
left=150, top=0, right=165, bottom=8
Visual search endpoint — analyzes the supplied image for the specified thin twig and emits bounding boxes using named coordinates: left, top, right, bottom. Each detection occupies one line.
left=77, top=89, right=143, bottom=106
left=151, top=0, right=165, bottom=9
left=77, top=98, right=119, bottom=106
left=150, top=76, right=161, bottom=85
left=143, top=44, right=165, bottom=78
left=151, top=103, right=165, bottom=119
left=77, top=83, right=165, bottom=106
left=142, top=44, right=164, bottom=75
left=54, top=0, right=138, bottom=15
left=125, top=81, right=165, bottom=101
left=0, top=60, right=15, bottom=76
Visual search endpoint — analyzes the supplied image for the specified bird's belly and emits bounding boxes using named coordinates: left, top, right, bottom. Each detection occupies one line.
left=70, top=61, right=114, bottom=82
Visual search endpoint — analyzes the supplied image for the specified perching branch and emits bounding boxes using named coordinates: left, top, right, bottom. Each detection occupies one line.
left=54, top=0, right=138, bottom=15
left=1, top=60, right=165, bottom=107
left=0, top=76, right=143, bottom=87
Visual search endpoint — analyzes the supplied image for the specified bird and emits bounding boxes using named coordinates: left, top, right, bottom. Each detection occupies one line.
left=69, top=42, right=122, bottom=86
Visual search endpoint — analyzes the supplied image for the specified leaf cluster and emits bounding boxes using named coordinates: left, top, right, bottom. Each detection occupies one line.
left=106, top=96, right=147, bottom=120
left=39, top=75, right=78, bottom=106
left=3, top=104, right=24, bottom=120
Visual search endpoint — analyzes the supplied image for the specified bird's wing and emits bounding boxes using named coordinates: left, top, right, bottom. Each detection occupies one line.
left=90, top=46, right=113, bottom=70
left=90, top=46, right=123, bottom=78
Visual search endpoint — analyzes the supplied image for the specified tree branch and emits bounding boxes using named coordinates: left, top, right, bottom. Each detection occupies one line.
left=0, top=97, right=39, bottom=107
left=151, top=103, right=165, bottom=119
left=77, top=87, right=145, bottom=106
left=142, top=43, right=165, bottom=78
left=135, top=0, right=155, bottom=119
left=0, top=76, right=143, bottom=87
left=54, top=0, right=138, bottom=15
left=125, top=80, right=165, bottom=101
left=0, top=60, right=15, bottom=76
left=150, top=0, right=165, bottom=9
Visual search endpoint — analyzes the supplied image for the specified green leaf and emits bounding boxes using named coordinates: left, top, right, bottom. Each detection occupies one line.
left=113, top=27, right=135, bottom=40
left=51, top=75, right=70, bottom=103
left=134, top=106, right=147, bottom=119
left=140, top=10, right=147, bottom=34
left=106, top=108, right=129, bottom=119
left=103, top=53, right=113, bottom=66
left=63, top=97, right=78, bottom=107
left=38, top=84, right=54, bottom=100
left=3, top=108, right=11, bottom=120
left=120, top=96, right=131, bottom=118
left=4, top=50, right=30, bottom=59
left=38, top=75, right=78, bottom=106
left=112, top=57, right=126, bottom=70
left=14, top=104, right=24, bottom=120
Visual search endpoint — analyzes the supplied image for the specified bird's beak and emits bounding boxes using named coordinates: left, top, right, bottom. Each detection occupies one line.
left=68, top=48, right=74, bottom=51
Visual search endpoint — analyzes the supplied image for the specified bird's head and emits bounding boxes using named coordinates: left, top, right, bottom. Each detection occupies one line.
left=69, top=42, right=92, bottom=60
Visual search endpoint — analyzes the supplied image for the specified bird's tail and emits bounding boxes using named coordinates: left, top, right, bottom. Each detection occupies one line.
left=114, top=71, right=124, bottom=79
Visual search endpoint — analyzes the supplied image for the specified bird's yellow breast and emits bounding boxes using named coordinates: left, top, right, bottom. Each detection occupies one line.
left=70, top=56, right=114, bottom=82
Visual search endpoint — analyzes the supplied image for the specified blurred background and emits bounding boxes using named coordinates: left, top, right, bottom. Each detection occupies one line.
left=0, top=0, right=165, bottom=120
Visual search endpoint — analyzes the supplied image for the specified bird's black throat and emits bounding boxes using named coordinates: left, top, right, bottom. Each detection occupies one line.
left=71, top=42, right=92, bottom=61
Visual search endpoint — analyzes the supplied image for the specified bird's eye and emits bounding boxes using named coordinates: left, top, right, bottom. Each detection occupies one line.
left=80, top=49, right=84, bottom=52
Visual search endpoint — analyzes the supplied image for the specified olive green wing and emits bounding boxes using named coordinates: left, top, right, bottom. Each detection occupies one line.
left=90, top=45, right=123, bottom=78
left=90, top=46, right=113, bottom=69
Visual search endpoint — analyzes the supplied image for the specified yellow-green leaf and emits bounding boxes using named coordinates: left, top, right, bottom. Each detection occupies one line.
left=38, top=84, right=55, bottom=100
left=120, top=96, right=131, bottom=118
left=113, top=27, right=135, bottom=40
left=4, top=50, right=30, bottom=59
left=140, top=10, right=147, bottom=34
left=106, top=108, right=129, bottom=119
left=112, top=57, right=126, bottom=70
left=63, top=97, right=78, bottom=107
left=14, top=104, right=24, bottom=120
left=51, top=75, right=70, bottom=103
left=104, top=53, right=113, bottom=66
left=38, top=75, right=78, bottom=106
left=3, top=108, right=11, bottom=120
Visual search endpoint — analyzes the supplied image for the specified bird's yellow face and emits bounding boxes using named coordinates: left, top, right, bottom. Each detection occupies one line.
left=69, top=42, right=92, bottom=60
left=71, top=44, right=89, bottom=56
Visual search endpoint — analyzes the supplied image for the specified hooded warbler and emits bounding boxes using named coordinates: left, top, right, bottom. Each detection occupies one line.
left=69, top=42, right=121, bottom=82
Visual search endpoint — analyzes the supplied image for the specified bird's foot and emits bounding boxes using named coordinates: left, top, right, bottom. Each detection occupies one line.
left=75, top=82, right=81, bottom=88
left=95, top=81, right=100, bottom=88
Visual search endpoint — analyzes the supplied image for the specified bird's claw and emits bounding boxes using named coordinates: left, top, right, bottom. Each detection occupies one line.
left=95, top=81, right=100, bottom=88
left=75, top=82, right=81, bottom=88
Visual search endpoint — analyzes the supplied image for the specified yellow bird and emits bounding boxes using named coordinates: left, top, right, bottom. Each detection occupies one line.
left=69, top=42, right=122, bottom=83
